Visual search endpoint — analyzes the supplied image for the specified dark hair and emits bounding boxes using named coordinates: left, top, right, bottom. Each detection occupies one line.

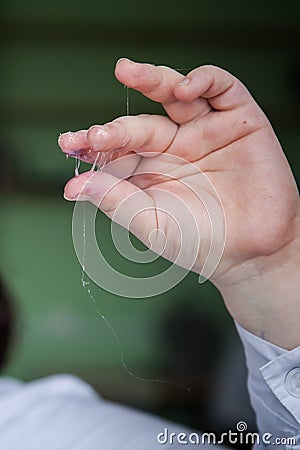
left=0, top=277, right=15, bottom=371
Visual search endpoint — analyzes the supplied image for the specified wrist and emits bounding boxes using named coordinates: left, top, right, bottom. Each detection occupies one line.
left=213, top=215, right=300, bottom=350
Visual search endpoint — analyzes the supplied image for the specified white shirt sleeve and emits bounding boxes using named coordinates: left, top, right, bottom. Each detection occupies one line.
left=0, top=375, right=223, bottom=450
left=1, top=326, right=299, bottom=449
left=236, top=322, right=300, bottom=449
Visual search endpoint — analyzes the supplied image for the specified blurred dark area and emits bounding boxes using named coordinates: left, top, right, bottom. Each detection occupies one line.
left=0, top=277, right=16, bottom=372
left=0, top=0, right=299, bottom=447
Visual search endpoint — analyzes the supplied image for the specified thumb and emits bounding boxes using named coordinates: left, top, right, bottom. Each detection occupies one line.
left=64, top=170, right=159, bottom=249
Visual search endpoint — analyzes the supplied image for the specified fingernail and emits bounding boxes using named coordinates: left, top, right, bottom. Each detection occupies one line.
left=63, top=191, right=78, bottom=201
left=63, top=171, right=98, bottom=202
left=178, top=77, right=190, bottom=86
left=64, top=190, right=92, bottom=202
left=58, top=130, right=72, bottom=141
left=117, top=57, right=131, bottom=64
left=58, top=132, right=66, bottom=148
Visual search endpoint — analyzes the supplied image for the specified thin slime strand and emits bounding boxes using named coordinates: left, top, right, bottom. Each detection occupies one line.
left=90, top=152, right=100, bottom=171
left=75, top=157, right=81, bottom=177
left=125, top=85, right=130, bottom=116
left=78, top=83, right=190, bottom=392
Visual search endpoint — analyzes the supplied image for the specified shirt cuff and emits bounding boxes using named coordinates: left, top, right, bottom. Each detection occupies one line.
left=235, top=322, right=300, bottom=437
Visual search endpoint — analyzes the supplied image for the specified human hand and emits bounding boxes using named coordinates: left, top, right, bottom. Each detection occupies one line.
left=59, top=59, right=300, bottom=347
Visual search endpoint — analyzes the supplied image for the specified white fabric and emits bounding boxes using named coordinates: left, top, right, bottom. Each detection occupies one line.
left=0, top=374, right=222, bottom=449
left=0, top=325, right=299, bottom=449
left=236, top=323, right=300, bottom=450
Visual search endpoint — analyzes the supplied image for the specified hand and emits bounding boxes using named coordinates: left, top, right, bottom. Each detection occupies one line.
left=59, top=58, right=300, bottom=348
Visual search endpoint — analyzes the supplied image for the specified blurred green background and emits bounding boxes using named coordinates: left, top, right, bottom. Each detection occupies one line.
left=0, top=0, right=299, bottom=435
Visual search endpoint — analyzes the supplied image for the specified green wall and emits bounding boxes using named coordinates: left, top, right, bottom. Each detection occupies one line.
left=0, top=0, right=299, bottom=415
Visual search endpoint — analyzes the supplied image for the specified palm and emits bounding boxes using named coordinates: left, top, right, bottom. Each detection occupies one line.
left=122, top=103, right=296, bottom=277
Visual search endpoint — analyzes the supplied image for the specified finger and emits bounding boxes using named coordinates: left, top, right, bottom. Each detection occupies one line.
left=58, top=127, right=122, bottom=165
left=58, top=128, right=143, bottom=181
left=58, top=130, right=90, bottom=158
left=115, top=58, right=211, bottom=123
left=58, top=129, right=112, bottom=166
left=87, top=114, right=179, bottom=156
left=59, top=115, right=177, bottom=160
left=115, top=58, right=183, bottom=104
left=64, top=171, right=158, bottom=248
left=174, top=65, right=252, bottom=111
